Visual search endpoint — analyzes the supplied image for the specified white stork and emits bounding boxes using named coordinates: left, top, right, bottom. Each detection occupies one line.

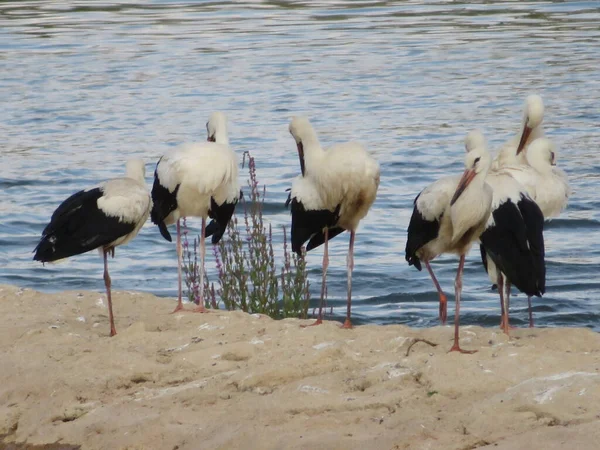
left=497, top=138, right=569, bottom=328
left=287, top=116, right=380, bottom=329
left=285, top=175, right=341, bottom=325
left=33, top=159, right=152, bottom=337
left=498, top=137, right=570, bottom=219
left=493, top=94, right=545, bottom=170
left=151, top=112, right=240, bottom=313
left=466, top=130, right=546, bottom=334
left=405, top=142, right=493, bottom=353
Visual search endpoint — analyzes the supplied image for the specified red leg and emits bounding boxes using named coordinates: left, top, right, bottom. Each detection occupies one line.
left=448, top=254, right=476, bottom=354
left=504, top=280, right=516, bottom=330
left=498, top=273, right=510, bottom=336
left=302, top=228, right=328, bottom=328
left=171, top=219, right=185, bottom=313
left=341, top=230, right=355, bottom=329
left=103, top=249, right=117, bottom=337
left=425, top=261, right=447, bottom=325
left=189, top=217, right=208, bottom=313
left=498, top=272, right=505, bottom=326
left=528, top=296, right=534, bottom=328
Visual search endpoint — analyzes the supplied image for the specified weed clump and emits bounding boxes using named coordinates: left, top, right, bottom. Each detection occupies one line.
left=182, top=152, right=310, bottom=319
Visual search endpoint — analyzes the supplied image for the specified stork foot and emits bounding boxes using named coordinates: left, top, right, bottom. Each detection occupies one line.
left=439, top=294, right=448, bottom=325
left=499, top=324, right=517, bottom=333
left=340, top=318, right=353, bottom=329
left=448, top=344, right=477, bottom=354
left=186, top=305, right=210, bottom=313
left=301, top=319, right=323, bottom=328
left=171, top=303, right=186, bottom=314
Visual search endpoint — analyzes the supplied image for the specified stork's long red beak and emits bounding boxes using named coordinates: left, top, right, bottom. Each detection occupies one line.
left=297, top=142, right=306, bottom=176
left=451, top=169, right=476, bottom=206
left=516, top=123, right=532, bottom=155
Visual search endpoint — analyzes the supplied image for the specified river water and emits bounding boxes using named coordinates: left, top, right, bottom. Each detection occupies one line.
left=1, top=1, right=599, bottom=329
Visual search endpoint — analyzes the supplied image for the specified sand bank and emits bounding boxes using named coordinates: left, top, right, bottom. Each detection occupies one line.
left=1, top=284, right=599, bottom=450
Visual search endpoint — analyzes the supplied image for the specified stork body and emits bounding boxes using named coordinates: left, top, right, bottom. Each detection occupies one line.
left=288, top=117, right=380, bottom=328
left=286, top=176, right=341, bottom=324
left=493, top=95, right=545, bottom=170
left=467, top=130, right=547, bottom=330
left=151, top=112, right=240, bottom=313
left=491, top=138, right=569, bottom=326
left=406, top=143, right=493, bottom=353
left=478, top=171, right=546, bottom=333
left=33, top=159, right=151, bottom=337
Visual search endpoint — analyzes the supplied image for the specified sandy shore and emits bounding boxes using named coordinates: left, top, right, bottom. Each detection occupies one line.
left=1, top=284, right=600, bottom=450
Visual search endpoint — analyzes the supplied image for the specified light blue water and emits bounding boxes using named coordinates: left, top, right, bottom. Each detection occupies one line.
left=1, top=1, right=599, bottom=329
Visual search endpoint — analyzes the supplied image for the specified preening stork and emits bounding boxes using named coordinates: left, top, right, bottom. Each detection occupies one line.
left=287, top=116, right=380, bottom=328
left=33, top=159, right=152, bottom=337
left=405, top=142, right=493, bottom=353
left=151, top=112, right=240, bottom=313
left=498, top=137, right=570, bottom=220
left=286, top=175, right=341, bottom=324
left=493, top=94, right=545, bottom=170
left=466, top=130, right=546, bottom=334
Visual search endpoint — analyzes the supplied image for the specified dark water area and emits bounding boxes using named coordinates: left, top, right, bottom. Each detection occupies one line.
left=1, top=1, right=599, bottom=329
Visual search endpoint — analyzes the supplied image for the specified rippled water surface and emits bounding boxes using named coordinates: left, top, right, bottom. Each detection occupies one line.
left=2, top=1, right=599, bottom=329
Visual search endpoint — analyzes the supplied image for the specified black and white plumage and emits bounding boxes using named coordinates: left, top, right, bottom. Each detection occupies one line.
left=287, top=116, right=380, bottom=328
left=33, top=159, right=152, bottom=337
left=151, top=112, right=240, bottom=313
left=405, top=142, right=493, bottom=353
left=467, top=130, right=546, bottom=332
left=285, top=176, right=341, bottom=255
left=478, top=171, right=546, bottom=332
left=286, top=176, right=341, bottom=326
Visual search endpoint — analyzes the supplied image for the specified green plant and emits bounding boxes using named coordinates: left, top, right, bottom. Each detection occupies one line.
left=182, top=152, right=310, bottom=319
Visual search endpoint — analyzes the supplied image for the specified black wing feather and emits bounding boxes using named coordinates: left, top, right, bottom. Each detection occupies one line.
left=306, top=226, right=346, bottom=252
left=405, top=193, right=441, bottom=272
left=517, top=195, right=546, bottom=294
left=150, top=159, right=179, bottom=242
left=289, top=199, right=341, bottom=255
left=33, top=188, right=135, bottom=262
left=206, top=196, right=239, bottom=245
left=479, top=197, right=545, bottom=297
left=479, top=244, right=489, bottom=274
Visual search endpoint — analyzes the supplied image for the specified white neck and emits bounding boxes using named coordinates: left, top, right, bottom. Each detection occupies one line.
left=214, top=129, right=229, bottom=145
left=125, top=161, right=146, bottom=185
left=301, top=132, right=324, bottom=175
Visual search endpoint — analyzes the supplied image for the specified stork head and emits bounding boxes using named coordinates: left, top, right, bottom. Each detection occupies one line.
left=125, top=158, right=146, bottom=184
left=464, top=129, right=486, bottom=153
left=516, top=94, right=544, bottom=155
left=206, top=112, right=228, bottom=144
left=527, top=138, right=556, bottom=173
left=451, top=144, right=491, bottom=206
left=289, top=116, right=319, bottom=176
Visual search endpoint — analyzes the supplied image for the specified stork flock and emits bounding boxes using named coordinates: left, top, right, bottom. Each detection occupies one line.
left=33, top=95, right=569, bottom=353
